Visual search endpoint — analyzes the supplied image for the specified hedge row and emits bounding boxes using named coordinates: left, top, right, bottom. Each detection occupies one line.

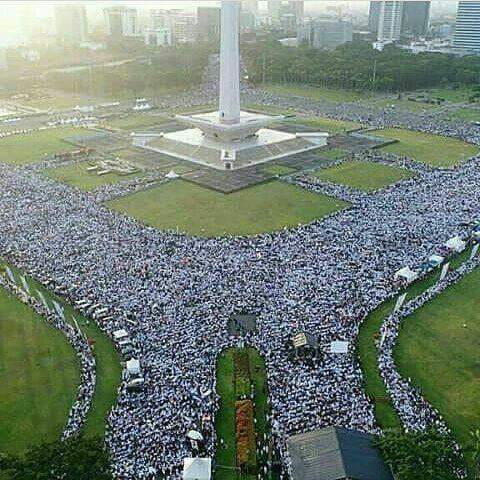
left=233, top=349, right=251, bottom=398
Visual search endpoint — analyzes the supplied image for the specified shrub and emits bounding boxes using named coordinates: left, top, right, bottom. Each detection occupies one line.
left=234, top=349, right=251, bottom=398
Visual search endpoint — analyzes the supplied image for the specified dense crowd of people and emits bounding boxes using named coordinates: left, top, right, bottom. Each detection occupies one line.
left=1, top=68, right=480, bottom=477
left=0, top=141, right=479, bottom=477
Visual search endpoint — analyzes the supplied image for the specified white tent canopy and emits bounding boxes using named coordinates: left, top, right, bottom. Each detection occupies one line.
left=394, top=266, right=418, bottom=283
left=428, top=254, right=444, bottom=266
left=126, top=358, right=141, bottom=376
left=183, top=457, right=211, bottom=480
left=445, top=236, right=466, bottom=252
left=165, top=170, right=180, bottom=179
left=330, top=341, right=349, bottom=354
left=113, top=329, right=129, bottom=341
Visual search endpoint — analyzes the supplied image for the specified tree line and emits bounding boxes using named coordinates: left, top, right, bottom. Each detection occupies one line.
left=243, top=40, right=480, bottom=92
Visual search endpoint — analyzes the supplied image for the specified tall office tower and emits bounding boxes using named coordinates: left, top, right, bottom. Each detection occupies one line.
left=242, top=0, right=258, bottom=17
left=104, top=6, right=138, bottom=38
left=376, top=1, right=404, bottom=42
left=268, top=0, right=282, bottom=24
left=171, top=15, right=198, bottom=45
left=368, top=1, right=382, bottom=34
left=402, top=1, right=431, bottom=36
left=453, top=1, right=480, bottom=53
left=197, top=7, right=221, bottom=40
left=54, top=4, right=88, bottom=46
left=298, top=18, right=353, bottom=50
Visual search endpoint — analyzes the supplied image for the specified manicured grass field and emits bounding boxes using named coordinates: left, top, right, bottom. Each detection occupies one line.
left=318, top=148, right=348, bottom=160
left=396, top=267, right=480, bottom=449
left=0, top=282, right=79, bottom=453
left=313, top=161, right=414, bottom=192
left=0, top=264, right=121, bottom=452
left=373, top=97, right=440, bottom=112
left=450, top=108, right=480, bottom=123
left=262, top=164, right=297, bottom=176
left=107, top=180, right=349, bottom=237
left=372, top=128, right=478, bottom=167
left=262, top=83, right=366, bottom=103
left=358, top=246, right=474, bottom=439
left=215, top=347, right=268, bottom=480
left=290, top=116, right=360, bottom=134
left=414, top=86, right=479, bottom=104
left=0, top=127, right=82, bottom=166
left=45, top=162, right=148, bottom=191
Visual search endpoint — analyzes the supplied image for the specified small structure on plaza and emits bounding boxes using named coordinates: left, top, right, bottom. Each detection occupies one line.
left=228, top=313, right=258, bottom=335
left=287, top=427, right=393, bottom=480
left=183, top=457, right=211, bottom=480
left=134, top=0, right=327, bottom=171
left=292, top=331, right=318, bottom=357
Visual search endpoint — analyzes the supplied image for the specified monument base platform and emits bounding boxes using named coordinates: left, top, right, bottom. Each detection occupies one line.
left=134, top=126, right=328, bottom=171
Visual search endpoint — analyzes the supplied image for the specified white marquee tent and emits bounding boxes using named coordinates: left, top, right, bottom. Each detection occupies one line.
left=330, top=341, right=349, bottom=354
left=394, top=266, right=418, bottom=283
left=445, top=236, right=466, bottom=252
left=183, top=457, right=211, bottom=480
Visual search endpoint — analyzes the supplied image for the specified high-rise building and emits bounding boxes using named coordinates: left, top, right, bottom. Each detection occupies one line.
left=145, top=28, right=172, bottom=47
left=197, top=7, right=221, bottom=40
left=171, top=15, right=198, bottom=44
left=104, top=6, right=138, bottom=38
left=268, top=0, right=304, bottom=26
left=453, top=1, right=480, bottom=53
left=371, top=1, right=403, bottom=42
left=402, top=1, right=430, bottom=36
left=298, top=18, right=353, bottom=50
left=54, top=4, right=88, bottom=46
left=242, top=0, right=258, bottom=17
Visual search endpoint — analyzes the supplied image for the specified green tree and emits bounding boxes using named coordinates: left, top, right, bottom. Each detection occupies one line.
left=0, top=436, right=112, bottom=480
left=469, top=429, right=480, bottom=479
left=374, top=429, right=465, bottom=480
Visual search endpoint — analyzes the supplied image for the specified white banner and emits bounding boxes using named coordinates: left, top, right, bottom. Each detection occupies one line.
left=470, top=244, right=479, bottom=260
left=53, top=300, right=65, bottom=320
left=20, top=275, right=30, bottom=294
left=4, top=266, right=16, bottom=284
left=439, top=262, right=450, bottom=282
left=36, top=290, right=50, bottom=312
left=393, top=292, right=407, bottom=314
left=379, top=328, right=388, bottom=349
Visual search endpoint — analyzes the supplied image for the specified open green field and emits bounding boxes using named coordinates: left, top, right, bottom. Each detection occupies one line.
left=358, top=247, right=475, bottom=444
left=107, top=180, right=349, bottom=237
left=291, top=116, right=360, bottom=134
left=0, top=264, right=121, bottom=452
left=105, top=113, right=170, bottom=131
left=0, top=127, right=82, bottom=166
left=262, top=164, right=297, bottom=176
left=262, top=83, right=366, bottom=103
left=372, top=128, right=478, bottom=168
left=215, top=347, right=268, bottom=480
left=396, top=267, right=480, bottom=449
left=450, top=108, right=480, bottom=123
left=313, top=161, right=414, bottom=192
left=0, top=283, right=79, bottom=453
left=45, top=162, right=148, bottom=191
left=413, top=86, right=479, bottom=104
left=372, top=97, right=440, bottom=112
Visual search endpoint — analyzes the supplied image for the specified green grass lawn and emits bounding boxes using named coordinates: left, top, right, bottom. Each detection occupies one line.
left=215, top=347, right=268, bottom=480
left=106, top=180, right=349, bottom=237
left=0, top=283, right=79, bottom=453
left=372, top=97, right=440, bottom=112
left=312, top=161, right=414, bottom=192
left=262, top=164, right=297, bottom=176
left=290, top=116, right=360, bottom=134
left=396, top=267, right=480, bottom=450
left=357, top=246, right=473, bottom=437
left=0, top=263, right=121, bottom=451
left=372, top=128, right=478, bottom=168
left=317, top=148, right=348, bottom=160
left=413, top=86, right=479, bottom=104
left=450, top=108, right=480, bottom=123
left=0, top=127, right=83, bottom=166
left=45, top=162, right=149, bottom=191
left=262, top=83, right=365, bottom=103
